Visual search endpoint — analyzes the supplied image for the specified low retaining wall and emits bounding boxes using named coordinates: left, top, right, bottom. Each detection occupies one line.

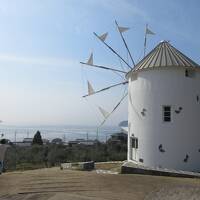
left=60, top=161, right=94, bottom=171
left=121, top=162, right=200, bottom=178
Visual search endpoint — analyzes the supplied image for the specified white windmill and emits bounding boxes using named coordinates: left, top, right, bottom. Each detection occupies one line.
left=81, top=21, right=200, bottom=173
left=83, top=21, right=199, bottom=171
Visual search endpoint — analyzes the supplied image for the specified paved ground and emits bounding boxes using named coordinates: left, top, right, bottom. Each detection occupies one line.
left=0, top=167, right=200, bottom=200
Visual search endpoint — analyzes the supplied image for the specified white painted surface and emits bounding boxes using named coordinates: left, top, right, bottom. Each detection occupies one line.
left=128, top=67, right=200, bottom=172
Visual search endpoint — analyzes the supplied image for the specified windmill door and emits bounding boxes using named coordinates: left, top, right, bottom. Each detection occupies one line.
left=131, top=137, right=138, bottom=161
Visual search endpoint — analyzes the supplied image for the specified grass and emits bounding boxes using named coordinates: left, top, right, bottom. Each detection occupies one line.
left=95, top=161, right=124, bottom=172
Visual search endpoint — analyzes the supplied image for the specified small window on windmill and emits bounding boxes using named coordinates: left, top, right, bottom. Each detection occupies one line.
left=132, top=137, right=138, bottom=149
left=197, top=95, right=199, bottom=103
left=139, top=158, right=144, bottom=163
left=163, top=106, right=171, bottom=122
left=185, top=69, right=195, bottom=78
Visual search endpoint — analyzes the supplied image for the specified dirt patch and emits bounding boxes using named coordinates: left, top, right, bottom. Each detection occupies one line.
left=0, top=167, right=200, bottom=200
left=95, top=161, right=123, bottom=172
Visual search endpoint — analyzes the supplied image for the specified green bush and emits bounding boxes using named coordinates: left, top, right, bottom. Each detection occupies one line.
left=4, top=140, right=127, bottom=171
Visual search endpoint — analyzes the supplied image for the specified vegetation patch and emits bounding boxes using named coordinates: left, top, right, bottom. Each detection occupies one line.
left=3, top=132, right=127, bottom=171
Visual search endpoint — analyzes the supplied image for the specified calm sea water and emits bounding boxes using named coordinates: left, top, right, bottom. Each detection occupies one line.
left=0, top=125, right=121, bottom=142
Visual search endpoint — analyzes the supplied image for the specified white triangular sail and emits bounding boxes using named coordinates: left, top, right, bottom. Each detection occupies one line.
left=98, top=106, right=109, bottom=118
left=98, top=32, right=108, bottom=42
left=144, top=25, right=155, bottom=57
left=87, top=81, right=95, bottom=95
left=118, top=26, right=130, bottom=33
left=86, top=53, right=93, bottom=65
left=146, top=27, right=155, bottom=35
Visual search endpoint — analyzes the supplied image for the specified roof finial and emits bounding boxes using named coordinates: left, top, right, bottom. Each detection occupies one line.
left=160, top=40, right=170, bottom=43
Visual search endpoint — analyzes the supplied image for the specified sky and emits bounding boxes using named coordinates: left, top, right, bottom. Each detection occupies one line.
left=0, top=0, right=199, bottom=126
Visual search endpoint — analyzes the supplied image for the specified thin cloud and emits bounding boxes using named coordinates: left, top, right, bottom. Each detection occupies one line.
left=0, top=53, right=78, bottom=68
left=86, top=0, right=148, bottom=19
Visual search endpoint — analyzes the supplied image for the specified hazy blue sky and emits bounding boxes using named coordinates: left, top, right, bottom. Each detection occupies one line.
left=0, top=0, right=199, bottom=126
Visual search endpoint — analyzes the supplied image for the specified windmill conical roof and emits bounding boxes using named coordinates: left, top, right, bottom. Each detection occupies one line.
left=131, top=41, right=199, bottom=73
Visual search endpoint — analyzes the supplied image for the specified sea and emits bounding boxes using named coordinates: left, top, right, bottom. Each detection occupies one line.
left=0, top=125, right=121, bottom=143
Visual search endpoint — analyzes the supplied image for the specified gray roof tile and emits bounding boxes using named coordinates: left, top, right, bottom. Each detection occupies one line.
left=132, top=41, right=199, bottom=72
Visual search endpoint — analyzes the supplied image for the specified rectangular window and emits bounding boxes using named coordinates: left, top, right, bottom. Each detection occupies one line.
left=185, top=69, right=189, bottom=77
left=185, top=69, right=195, bottom=78
left=132, top=137, right=138, bottom=149
left=163, top=106, right=171, bottom=122
left=139, top=158, right=144, bottom=163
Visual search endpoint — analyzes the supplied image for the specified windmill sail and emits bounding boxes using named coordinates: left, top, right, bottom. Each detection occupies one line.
left=94, top=32, right=132, bottom=69
left=98, top=106, right=109, bottom=118
left=87, top=81, right=95, bottom=95
left=146, top=27, right=155, bottom=35
left=80, top=62, right=126, bottom=74
left=98, top=32, right=108, bottom=42
left=87, top=53, right=93, bottom=65
left=115, top=20, right=135, bottom=67
left=144, top=24, right=155, bottom=57
left=83, top=81, right=128, bottom=98
left=118, top=26, right=130, bottom=33
left=98, top=92, right=128, bottom=127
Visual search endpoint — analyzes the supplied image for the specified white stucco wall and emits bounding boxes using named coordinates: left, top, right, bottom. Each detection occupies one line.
left=128, top=67, right=200, bottom=172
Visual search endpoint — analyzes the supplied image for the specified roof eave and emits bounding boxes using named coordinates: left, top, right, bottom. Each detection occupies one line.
left=126, top=65, right=200, bottom=79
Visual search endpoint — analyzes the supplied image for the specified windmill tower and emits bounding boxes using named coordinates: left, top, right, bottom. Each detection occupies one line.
left=127, top=41, right=200, bottom=172
left=81, top=22, right=200, bottom=172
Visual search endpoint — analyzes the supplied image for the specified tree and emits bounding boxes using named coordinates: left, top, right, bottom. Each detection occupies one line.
left=0, top=139, right=11, bottom=145
left=32, top=131, right=43, bottom=145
